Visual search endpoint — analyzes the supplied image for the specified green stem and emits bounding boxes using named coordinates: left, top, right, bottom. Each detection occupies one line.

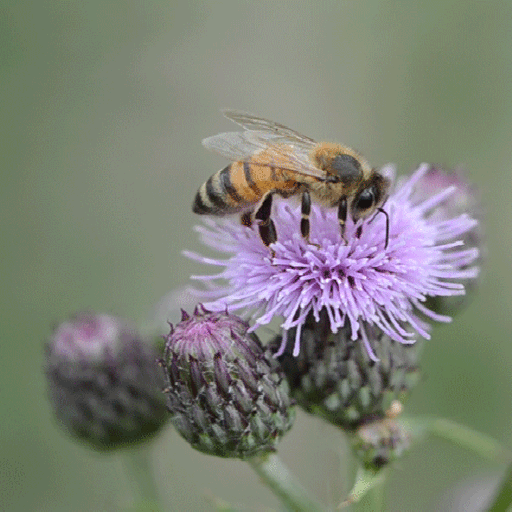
left=248, top=453, right=323, bottom=512
left=402, top=416, right=511, bottom=462
left=204, top=491, right=244, bottom=512
left=367, top=471, right=386, bottom=512
left=487, top=462, right=512, bottom=512
left=123, top=446, right=164, bottom=511
left=342, top=466, right=386, bottom=510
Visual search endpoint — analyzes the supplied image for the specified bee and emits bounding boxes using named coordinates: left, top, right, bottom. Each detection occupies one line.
left=193, top=110, right=391, bottom=248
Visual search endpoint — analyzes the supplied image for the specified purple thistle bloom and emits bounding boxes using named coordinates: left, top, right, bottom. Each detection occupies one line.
left=185, top=164, right=479, bottom=359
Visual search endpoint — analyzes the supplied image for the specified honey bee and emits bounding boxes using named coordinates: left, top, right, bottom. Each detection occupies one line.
left=193, top=110, right=391, bottom=248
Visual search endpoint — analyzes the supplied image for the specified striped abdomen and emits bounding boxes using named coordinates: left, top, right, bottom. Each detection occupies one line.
left=193, top=159, right=299, bottom=216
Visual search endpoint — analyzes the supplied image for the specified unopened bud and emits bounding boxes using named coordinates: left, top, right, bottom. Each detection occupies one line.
left=162, top=305, right=295, bottom=459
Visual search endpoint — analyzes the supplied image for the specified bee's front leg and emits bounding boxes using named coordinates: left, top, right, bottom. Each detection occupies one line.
left=254, top=192, right=277, bottom=248
left=338, top=197, right=348, bottom=243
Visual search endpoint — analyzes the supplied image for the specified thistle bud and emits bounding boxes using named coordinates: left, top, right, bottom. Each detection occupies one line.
left=351, top=414, right=411, bottom=471
left=409, top=166, right=483, bottom=316
left=45, top=313, right=168, bottom=450
left=272, top=311, right=422, bottom=431
left=162, top=306, right=295, bottom=459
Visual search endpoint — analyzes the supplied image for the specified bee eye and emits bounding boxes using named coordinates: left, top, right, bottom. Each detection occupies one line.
left=356, top=189, right=375, bottom=210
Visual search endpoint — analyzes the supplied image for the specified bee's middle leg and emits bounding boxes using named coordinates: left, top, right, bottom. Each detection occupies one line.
left=254, top=192, right=277, bottom=247
left=301, top=190, right=322, bottom=248
left=300, top=190, right=312, bottom=241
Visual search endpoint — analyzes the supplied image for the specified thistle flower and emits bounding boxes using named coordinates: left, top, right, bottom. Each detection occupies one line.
left=45, top=313, right=168, bottom=450
left=161, top=305, right=295, bottom=459
left=187, top=164, right=480, bottom=358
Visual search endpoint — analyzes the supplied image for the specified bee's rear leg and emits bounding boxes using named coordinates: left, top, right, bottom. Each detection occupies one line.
left=338, top=197, right=348, bottom=243
left=254, top=192, right=277, bottom=247
left=240, top=210, right=253, bottom=227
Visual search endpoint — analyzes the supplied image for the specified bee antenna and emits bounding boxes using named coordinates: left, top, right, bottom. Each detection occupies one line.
left=377, top=208, right=390, bottom=249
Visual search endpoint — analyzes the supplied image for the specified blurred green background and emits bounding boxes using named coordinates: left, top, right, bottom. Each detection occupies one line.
left=2, top=2, right=512, bottom=511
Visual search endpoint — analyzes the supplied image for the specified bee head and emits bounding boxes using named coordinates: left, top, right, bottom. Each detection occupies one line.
left=351, top=173, right=390, bottom=221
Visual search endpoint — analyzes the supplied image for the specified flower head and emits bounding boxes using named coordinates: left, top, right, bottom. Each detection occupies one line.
left=187, top=164, right=480, bottom=358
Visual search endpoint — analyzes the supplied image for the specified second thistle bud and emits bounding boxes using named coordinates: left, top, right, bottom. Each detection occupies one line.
left=273, top=311, right=422, bottom=432
left=45, top=313, right=168, bottom=450
left=161, top=306, right=295, bottom=459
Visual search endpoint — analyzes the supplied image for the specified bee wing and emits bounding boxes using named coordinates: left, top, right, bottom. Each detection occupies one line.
left=222, top=109, right=317, bottom=145
left=202, top=131, right=326, bottom=179
left=202, top=132, right=261, bottom=161
left=203, top=110, right=327, bottom=179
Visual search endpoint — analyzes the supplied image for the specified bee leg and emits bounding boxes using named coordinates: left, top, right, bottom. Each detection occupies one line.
left=300, top=191, right=321, bottom=248
left=338, top=197, right=348, bottom=243
left=300, top=190, right=311, bottom=241
left=254, top=192, right=277, bottom=248
left=241, top=210, right=253, bottom=227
